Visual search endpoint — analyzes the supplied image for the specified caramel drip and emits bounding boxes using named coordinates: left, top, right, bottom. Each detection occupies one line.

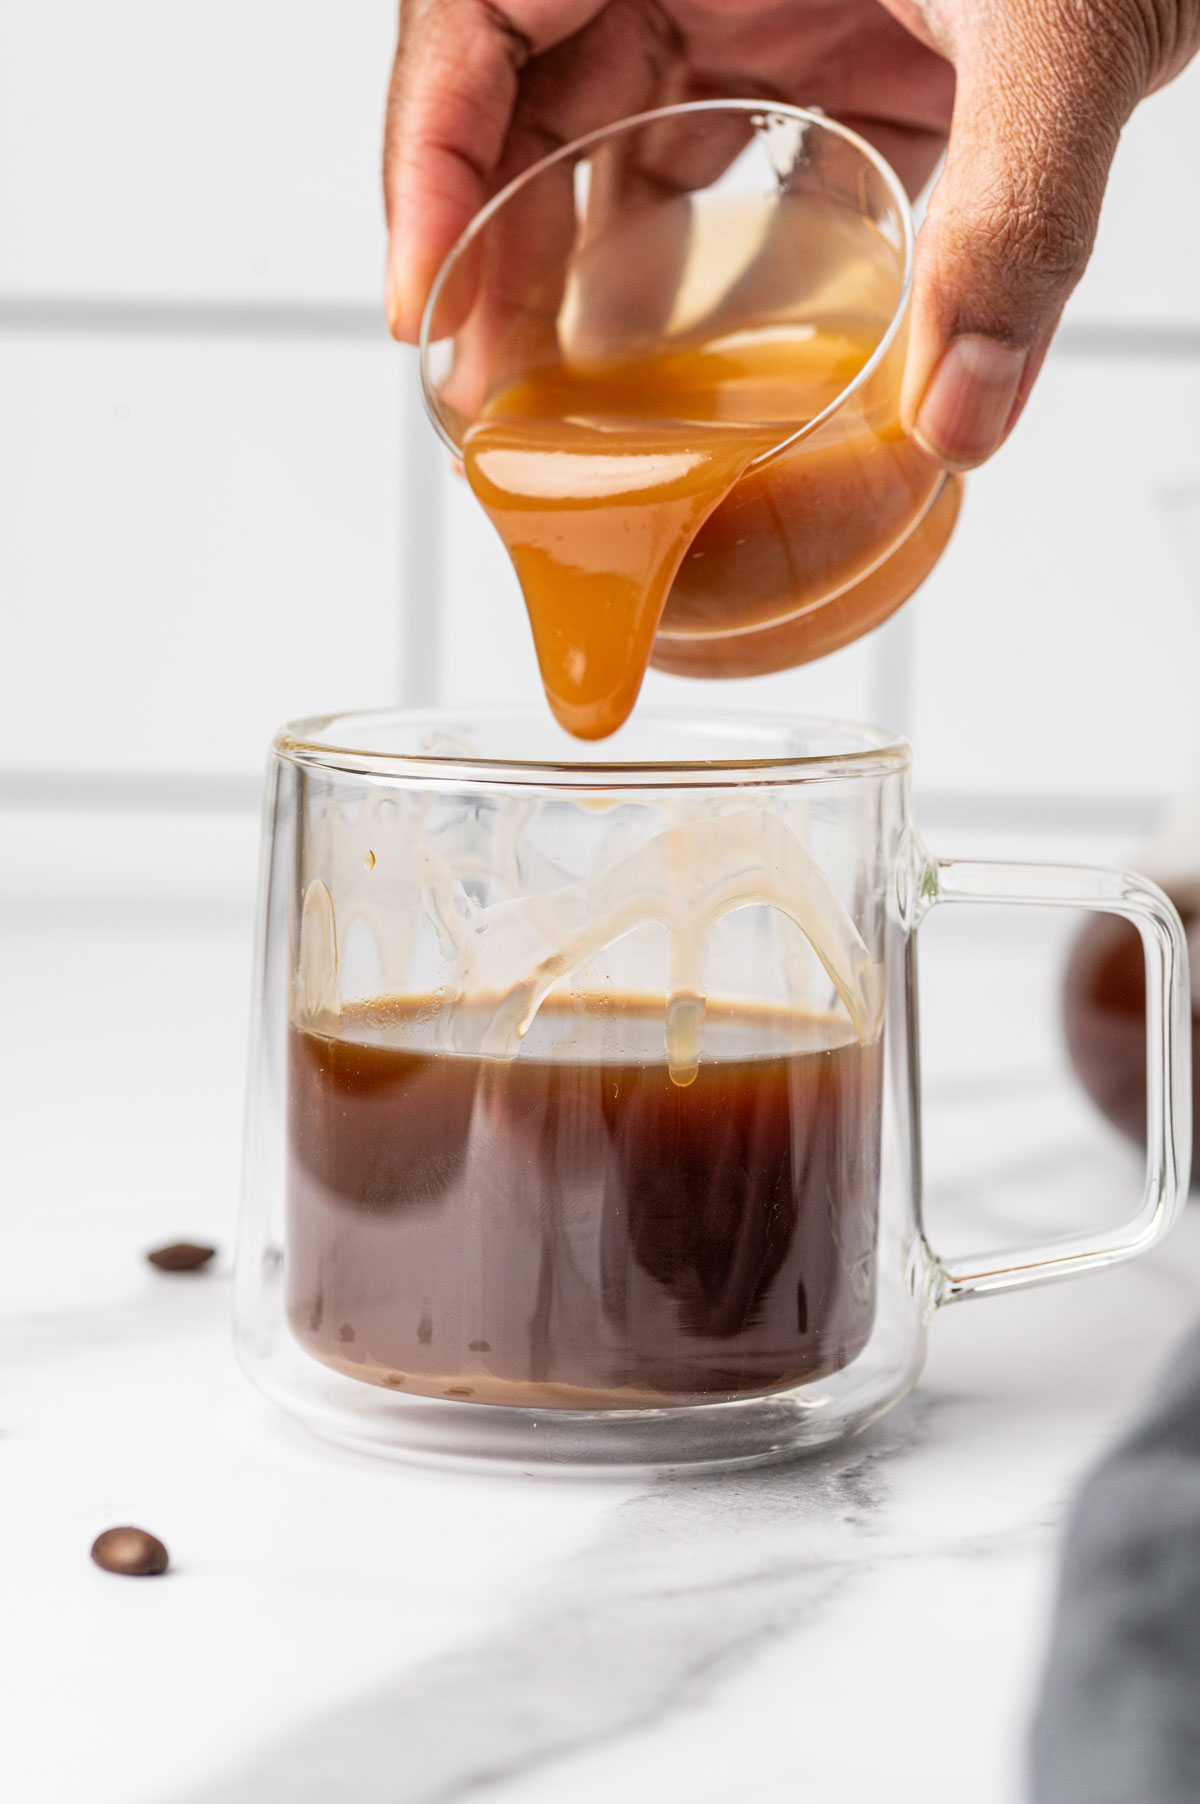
left=462, top=327, right=873, bottom=740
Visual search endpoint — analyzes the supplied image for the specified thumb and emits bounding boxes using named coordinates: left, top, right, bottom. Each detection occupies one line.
left=901, top=12, right=1147, bottom=469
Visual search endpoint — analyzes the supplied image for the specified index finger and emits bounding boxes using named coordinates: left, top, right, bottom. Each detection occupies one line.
left=384, top=0, right=605, bottom=341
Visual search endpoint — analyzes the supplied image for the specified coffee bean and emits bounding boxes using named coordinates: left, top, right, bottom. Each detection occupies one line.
left=146, top=1241, right=216, bottom=1273
left=91, top=1527, right=169, bottom=1576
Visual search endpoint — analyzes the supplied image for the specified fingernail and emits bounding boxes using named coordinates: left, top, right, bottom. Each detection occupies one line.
left=913, top=335, right=1027, bottom=470
left=385, top=260, right=401, bottom=337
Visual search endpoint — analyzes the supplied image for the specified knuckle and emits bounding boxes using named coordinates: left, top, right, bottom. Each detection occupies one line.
left=935, top=85, right=1111, bottom=333
left=977, top=175, right=1096, bottom=288
left=635, top=0, right=686, bottom=62
left=473, top=0, right=534, bottom=68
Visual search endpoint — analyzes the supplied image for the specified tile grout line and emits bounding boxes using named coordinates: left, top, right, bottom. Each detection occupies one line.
left=868, top=605, right=917, bottom=741
left=0, top=297, right=387, bottom=339
left=2, top=300, right=1199, bottom=358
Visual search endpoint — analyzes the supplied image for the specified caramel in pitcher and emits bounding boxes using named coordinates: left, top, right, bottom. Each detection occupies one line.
left=464, top=325, right=958, bottom=740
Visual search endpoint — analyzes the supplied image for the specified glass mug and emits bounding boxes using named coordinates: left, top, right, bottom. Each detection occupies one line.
left=418, top=100, right=963, bottom=684
left=236, top=710, right=1191, bottom=1472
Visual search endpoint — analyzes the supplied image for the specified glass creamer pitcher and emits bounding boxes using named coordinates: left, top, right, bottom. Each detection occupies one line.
left=419, top=100, right=962, bottom=734
left=235, top=711, right=1191, bottom=1472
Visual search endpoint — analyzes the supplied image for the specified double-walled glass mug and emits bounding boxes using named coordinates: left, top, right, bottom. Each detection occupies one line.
left=419, top=99, right=963, bottom=689
left=236, top=711, right=1191, bottom=1473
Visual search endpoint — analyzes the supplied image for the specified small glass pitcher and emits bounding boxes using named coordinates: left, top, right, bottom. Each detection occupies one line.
left=236, top=710, right=1191, bottom=1472
left=419, top=100, right=962, bottom=681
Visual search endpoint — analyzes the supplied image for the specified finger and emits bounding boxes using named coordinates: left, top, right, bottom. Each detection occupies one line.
left=901, top=4, right=1150, bottom=469
left=486, top=0, right=684, bottom=363
left=567, top=95, right=751, bottom=360
left=429, top=153, right=578, bottom=434
left=501, top=0, right=680, bottom=180
left=833, top=117, right=945, bottom=197
left=426, top=0, right=684, bottom=428
left=682, top=108, right=931, bottom=349
left=383, top=0, right=604, bottom=342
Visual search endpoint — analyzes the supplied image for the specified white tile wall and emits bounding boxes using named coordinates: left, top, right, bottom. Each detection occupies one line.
left=432, top=461, right=540, bottom=714
left=1, top=810, right=263, bottom=906
left=911, top=358, right=1200, bottom=799
left=2, top=16, right=1199, bottom=901
left=427, top=54, right=1200, bottom=806
left=1063, top=60, right=1200, bottom=329
left=0, top=1, right=397, bottom=303
left=0, top=333, right=407, bottom=776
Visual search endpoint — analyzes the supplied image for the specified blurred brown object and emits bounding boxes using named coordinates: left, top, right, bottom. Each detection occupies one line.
left=146, top=1241, right=216, bottom=1272
left=1063, top=883, right=1200, bottom=1182
left=91, top=1527, right=169, bottom=1576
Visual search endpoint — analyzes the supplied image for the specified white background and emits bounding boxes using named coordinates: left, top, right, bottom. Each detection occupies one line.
left=2, top=4, right=1200, bottom=907
left=4, top=17, right=1200, bottom=1804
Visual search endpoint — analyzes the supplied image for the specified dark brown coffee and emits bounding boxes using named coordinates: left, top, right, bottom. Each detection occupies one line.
left=286, top=996, right=883, bottom=1408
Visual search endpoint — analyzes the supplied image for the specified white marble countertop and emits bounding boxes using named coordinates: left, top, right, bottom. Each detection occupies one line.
left=5, top=895, right=1199, bottom=1804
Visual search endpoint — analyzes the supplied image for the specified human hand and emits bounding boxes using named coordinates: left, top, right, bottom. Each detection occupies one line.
left=383, top=0, right=1200, bottom=470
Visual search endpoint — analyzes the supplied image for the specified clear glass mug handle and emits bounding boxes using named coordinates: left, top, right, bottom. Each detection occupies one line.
left=915, top=856, right=1193, bottom=1304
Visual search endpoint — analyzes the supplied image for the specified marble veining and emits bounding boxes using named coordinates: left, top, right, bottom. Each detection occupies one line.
left=5, top=900, right=1200, bottom=1804
left=178, top=1422, right=919, bottom=1804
